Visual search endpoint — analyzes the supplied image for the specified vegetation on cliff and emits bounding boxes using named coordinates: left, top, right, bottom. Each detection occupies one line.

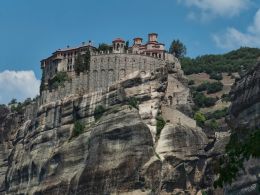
left=194, top=112, right=206, bottom=127
left=181, top=47, right=260, bottom=75
left=156, top=116, right=166, bottom=136
left=73, top=120, right=85, bottom=137
left=214, top=128, right=260, bottom=188
left=74, top=49, right=91, bottom=74
left=48, top=72, right=70, bottom=90
left=94, top=105, right=106, bottom=121
left=128, top=97, right=139, bottom=110
left=192, top=92, right=217, bottom=108
left=7, top=98, right=33, bottom=115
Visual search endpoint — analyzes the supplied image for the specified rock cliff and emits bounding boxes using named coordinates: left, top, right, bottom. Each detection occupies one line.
left=225, top=62, right=260, bottom=195
left=2, top=59, right=259, bottom=194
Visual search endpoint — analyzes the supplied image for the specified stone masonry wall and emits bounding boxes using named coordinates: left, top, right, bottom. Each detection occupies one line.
left=40, top=54, right=172, bottom=105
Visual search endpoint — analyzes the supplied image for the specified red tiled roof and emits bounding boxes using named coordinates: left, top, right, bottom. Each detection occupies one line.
left=113, top=38, right=125, bottom=43
left=148, top=33, right=158, bottom=36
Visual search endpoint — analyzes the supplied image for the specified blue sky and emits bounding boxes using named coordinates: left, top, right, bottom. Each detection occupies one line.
left=0, top=0, right=260, bottom=103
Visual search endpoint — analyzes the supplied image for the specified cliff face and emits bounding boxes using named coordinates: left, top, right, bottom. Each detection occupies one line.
left=224, top=62, right=260, bottom=195
left=0, top=62, right=222, bottom=194
left=229, top=62, right=260, bottom=130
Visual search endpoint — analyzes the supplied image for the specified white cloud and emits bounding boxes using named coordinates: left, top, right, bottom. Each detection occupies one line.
left=0, top=70, right=40, bottom=104
left=213, top=9, right=260, bottom=49
left=178, top=0, right=251, bottom=20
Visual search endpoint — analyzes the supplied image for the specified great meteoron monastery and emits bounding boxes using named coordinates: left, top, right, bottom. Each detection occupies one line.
left=40, top=33, right=180, bottom=98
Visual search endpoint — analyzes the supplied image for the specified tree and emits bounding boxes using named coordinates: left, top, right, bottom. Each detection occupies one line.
left=193, top=92, right=217, bottom=108
left=125, top=41, right=129, bottom=50
left=180, top=47, right=260, bottom=75
left=98, top=43, right=112, bottom=52
left=83, top=49, right=91, bottom=71
left=214, top=128, right=260, bottom=188
left=74, top=54, right=84, bottom=74
left=74, top=49, right=91, bottom=75
left=194, top=112, right=206, bottom=127
left=8, top=98, right=17, bottom=105
left=169, top=39, right=187, bottom=58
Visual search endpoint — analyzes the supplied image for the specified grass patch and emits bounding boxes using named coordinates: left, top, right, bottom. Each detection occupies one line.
left=128, top=97, right=139, bottom=110
left=156, top=116, right=166, bottom=136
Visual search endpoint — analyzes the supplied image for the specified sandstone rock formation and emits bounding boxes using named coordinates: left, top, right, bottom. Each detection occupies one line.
left=2, top=59, right=259, bottom=195
left=224, top=62, right=260, bottom=195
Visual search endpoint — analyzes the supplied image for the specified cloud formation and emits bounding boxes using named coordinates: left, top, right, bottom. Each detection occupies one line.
left=213, top=9, right=260, bottom=49
left=0, top=70, right=40, bottom=104
left=179, top=0, right=251, bottom=20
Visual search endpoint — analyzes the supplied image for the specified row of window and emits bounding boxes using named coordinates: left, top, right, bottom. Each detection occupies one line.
left=91, top=57, right=154, bottom=63
left=61, top=48, right=89, bottom=58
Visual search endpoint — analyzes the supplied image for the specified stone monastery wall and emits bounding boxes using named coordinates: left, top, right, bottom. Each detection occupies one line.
left=40, top=53, right=170, bottom=105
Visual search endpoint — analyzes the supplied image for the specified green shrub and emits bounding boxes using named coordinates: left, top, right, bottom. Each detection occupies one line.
left=156, top=116, right=166, bottom=136
left=193, top=92, right=217, bottom=108
left=195, top=82, right=223, bottom=94
left=214, top=128, right=260, bottom=188
left=188, top=80, right=195, bottom=85
left=196, top=82, right=208, bottom=92
left=94, top=105, right=106, bottom=121
left=98, top=43, right=112, bottom=52
left=202, top=191, right=207, bottom=195
left=74, top=49, right=91, bottom=75
left=73, top=120, right=85, bottom=137
left=11, top=102, right=24, bottom=114
left=210, top=72, right=223, bottom=80
left=207, top=108, right=228, bottom=120
left=128, top=97, right=139, bottom=110
left=206, top=82, right=223, bottom=94
left=194, top=112, right=206, bottom=127
left=221, top=93, right=230, bottom=102
left=48, top=72, right=69, bottom=90
left=208, top=119, right=219, bottom=130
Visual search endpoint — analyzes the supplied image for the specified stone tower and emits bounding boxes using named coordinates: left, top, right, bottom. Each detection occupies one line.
left=133, top=37, right=143, bottom=45
left=148, top=33, right=158, bottom=42
left=112, top=38, right=125, bottom=53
